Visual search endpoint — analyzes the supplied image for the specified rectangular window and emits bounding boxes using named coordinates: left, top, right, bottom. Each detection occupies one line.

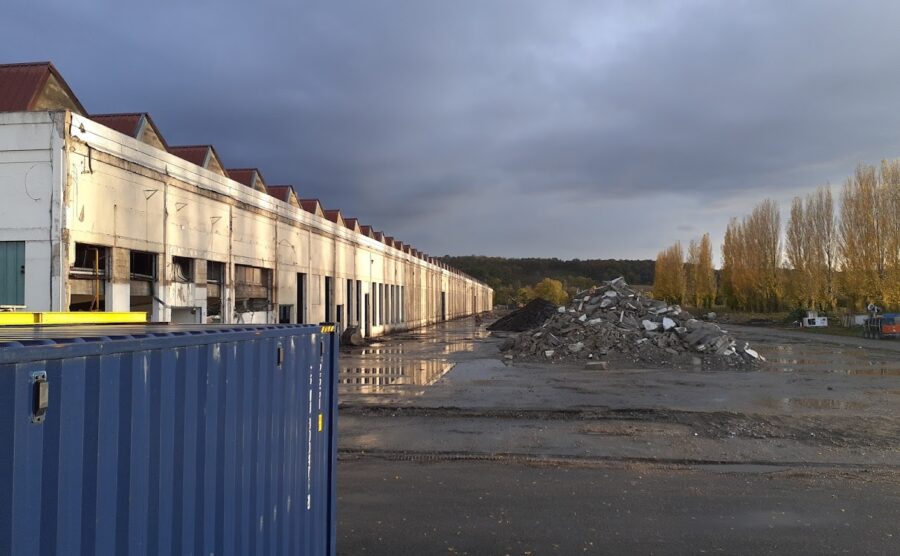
left=172, top=256, right=193, bottom=283
left=356, top=280, right=362, bottom=323
left=325, top=276, right=333, bottom=322
left=235, top=264, right=272, bottom=313
left=347, top=279, right=354, bottom=325
left=206, top=261, right=225, bottom=322
left=207, top=260, right=225, bottom=283
left=69, top=243, right=108, bottom=311
left=279, top=304, right=293, bottom=324
left=71, top=243, right=108, bottom=277
left=297, top=273, right=307, bottom=323
left=129, top=251, right=158, bottom=315
left=130, top=251, right=157, bottom=281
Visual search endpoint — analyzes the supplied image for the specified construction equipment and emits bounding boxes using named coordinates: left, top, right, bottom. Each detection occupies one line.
left=863, top=307, right=900, bottom=339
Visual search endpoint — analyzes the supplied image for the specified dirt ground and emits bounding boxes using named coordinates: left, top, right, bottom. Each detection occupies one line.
left=337, top=317, right=900, bottom=555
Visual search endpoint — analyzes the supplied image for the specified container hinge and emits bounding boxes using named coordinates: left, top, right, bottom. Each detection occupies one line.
left=32, top=371, right=48, bottom=424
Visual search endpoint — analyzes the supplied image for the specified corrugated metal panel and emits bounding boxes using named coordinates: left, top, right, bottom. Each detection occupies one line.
left=0, top=241, right=25, bottom=306
left=0, top=63, right=49, bottom=112
left=89, top=113, right=143, bottom=137
left=169, top=146, right=211, bottom=167
left=0, top=323, right=338, bottom=556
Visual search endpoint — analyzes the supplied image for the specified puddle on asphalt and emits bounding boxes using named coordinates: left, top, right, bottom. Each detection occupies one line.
left=761, top=397, right=867, bottom=410
left=339, top=317, right=487, bottom=394
left=765, top=345, right=900, bottom=374
left=695, top=464, right=790, bottom=474
left=845, top=368, right=900, bottom=376
left=339, top=359, right=456, bottom=393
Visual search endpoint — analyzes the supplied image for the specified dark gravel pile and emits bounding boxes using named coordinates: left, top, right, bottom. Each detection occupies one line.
left=488, top=298, right=559, bottom=332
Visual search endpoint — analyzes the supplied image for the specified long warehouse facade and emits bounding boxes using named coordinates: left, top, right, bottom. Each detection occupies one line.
left=0, top=62, right=492, bottom=336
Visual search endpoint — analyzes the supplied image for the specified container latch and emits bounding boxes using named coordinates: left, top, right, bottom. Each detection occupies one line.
left=32, top=371, right=48, bottom=424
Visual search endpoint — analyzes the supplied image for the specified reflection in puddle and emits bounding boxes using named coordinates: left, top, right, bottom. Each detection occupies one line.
left=339, top=317, right=487, bottom=394
left=846, top=368, right=900, bottom=376
left=766, top=398, right=867, bottom=410
left=340, top=360, right=456, bottom=393
left=772, top=358, right=817, bottom=366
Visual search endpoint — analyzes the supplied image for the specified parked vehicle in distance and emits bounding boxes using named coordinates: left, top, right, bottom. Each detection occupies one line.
left=863, top=312, right=900, bottom=339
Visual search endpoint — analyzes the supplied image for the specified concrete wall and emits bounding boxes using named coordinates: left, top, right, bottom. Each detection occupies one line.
left=0, top=111, right=492, bottom=336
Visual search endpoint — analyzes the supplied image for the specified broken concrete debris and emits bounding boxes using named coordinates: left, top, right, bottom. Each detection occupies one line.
left=499, top=277, right=764, bottom=368
left=488, top=298, right=559, bottom=332
left=340, top=325, right=367, bottom=347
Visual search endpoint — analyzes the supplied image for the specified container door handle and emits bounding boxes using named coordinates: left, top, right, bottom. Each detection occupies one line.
left=32, top=371, right=48, bottom=424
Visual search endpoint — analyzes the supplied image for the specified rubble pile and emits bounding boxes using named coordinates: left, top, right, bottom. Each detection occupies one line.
left=500, top=277, right=764, bottom=369
left=488, top=298, right=559, bottom=332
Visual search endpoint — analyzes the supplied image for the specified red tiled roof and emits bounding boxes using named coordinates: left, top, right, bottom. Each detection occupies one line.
left=385, top=236, right=395, bottom=247
left=0, top=61, right=86, bottom=114
left=266, top=185, right=295, bottom=202
left=323, top=209, right=342, bottom=224
left=90, top=113, right=143, bottom=137
left=373, top=231, right=385, bottom=242
left=226, top=168, right=255, bottom=187
left=90, top=112, right=168, bottom=149
left=359, top=225, right=373, bottom=237
left=344, top=217, right=359, bottom=230
left=299, top=199, right=322, bottom=214
left=168, top=145, right=210, bottom=166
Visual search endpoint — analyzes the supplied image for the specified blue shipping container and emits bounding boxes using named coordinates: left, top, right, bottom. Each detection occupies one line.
left=0, top=323, right=338, bottom=556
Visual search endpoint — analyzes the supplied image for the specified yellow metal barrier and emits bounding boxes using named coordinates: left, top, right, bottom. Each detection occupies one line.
left=0, top=312, right=148, bottom=326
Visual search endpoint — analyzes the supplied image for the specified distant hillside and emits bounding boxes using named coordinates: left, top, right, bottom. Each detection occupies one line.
left=440, top=256, right=654, bottom=304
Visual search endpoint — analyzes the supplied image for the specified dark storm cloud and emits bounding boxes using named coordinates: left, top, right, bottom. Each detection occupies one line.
left=5, top=0, right=900, bottom=258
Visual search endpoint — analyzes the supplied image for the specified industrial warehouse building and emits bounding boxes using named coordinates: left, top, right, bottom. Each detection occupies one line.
left=0, top=62, right=492, bottom=336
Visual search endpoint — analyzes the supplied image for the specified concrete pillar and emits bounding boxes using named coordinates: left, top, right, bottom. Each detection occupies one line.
left=109, top=247, right=130, bottom=312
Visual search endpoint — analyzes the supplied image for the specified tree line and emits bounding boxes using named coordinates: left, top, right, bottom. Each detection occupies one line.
left=440, top=256, right=654, bottom=305
left=654, top=160, right=900, bottom=313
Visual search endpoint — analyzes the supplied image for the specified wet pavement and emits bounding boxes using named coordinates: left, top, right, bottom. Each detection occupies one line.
left=337, top=317, right=900, bottom=555
left=338, top=323, right=485, bottom=396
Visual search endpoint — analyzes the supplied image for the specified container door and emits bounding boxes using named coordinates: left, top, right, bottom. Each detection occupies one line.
left=0, top=241, right=25, bottom=306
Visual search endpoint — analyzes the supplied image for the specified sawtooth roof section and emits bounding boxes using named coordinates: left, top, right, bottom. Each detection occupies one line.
left=385, top=236, right=395, bottom=248
left=373, top=231, right=385, bottom=242
left=323, top=210, right=345, bottom=227
left=168, top=145, right=208, bottom=166
left=89, top=113, right=142, bottom=136
left=90, top=112, right=168, bottom=150
left=0, top=61, right=86, bottom=115
left=226, top=168, right=268, bottom=193
left=299, top=199, right=325, bottom=217
left=167, top=145, right=227, bottom=176
left=359, top=225, right=374, bottom=238
left=267, top=185, right=300, bottom=208
left=344, top=218, right=361, bottom=233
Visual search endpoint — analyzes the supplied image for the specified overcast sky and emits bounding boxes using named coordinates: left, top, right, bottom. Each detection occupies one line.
left=6, top=0, right=900, bottom=261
